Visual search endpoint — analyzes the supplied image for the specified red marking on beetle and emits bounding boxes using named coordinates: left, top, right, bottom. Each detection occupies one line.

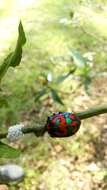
left=70, top=114, right=75, bottom=120
left=59, top=125, right=67, bottom=136
left=71, top=121, right=77, bottom=126
left=51, top=118, right=57, bottom=125
left=60, top=117, right=66, bottom=124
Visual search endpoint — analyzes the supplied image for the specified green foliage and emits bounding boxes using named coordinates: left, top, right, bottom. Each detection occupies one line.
left=0, top=141, right=20, bottom=158
left=70, top=49, right=87, bottom=68
left=0, top=21, right=26, bottom=158
left=69, top=48, right=94, bottom=94
left=50, top=88, right=64, bottom=105
left=57, top=69, right=76, bottom=84
left=0, top=21, right=26, bottom=81
left=0, top=95, right=8, bottom=108
left=34, top=70, right=74, bottom=105
left=35, top=88, right=47, bottom=102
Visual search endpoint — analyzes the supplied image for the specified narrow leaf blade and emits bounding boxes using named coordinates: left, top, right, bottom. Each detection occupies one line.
left=0, top=21, right=26, bottom=81
left=70, top=49, right=86, bottom=67
left=50, top=89, right=64, bottom=105
left=10, top=20, right=26, bottom=67
left=57, top=69, right=76, bottom=84
left=35, top=88, right=46, bottom=102
left=18, top=21, right=26, bottom=45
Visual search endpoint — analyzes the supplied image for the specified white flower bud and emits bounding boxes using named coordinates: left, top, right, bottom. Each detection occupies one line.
left=7, top=124, right=24, bottom=142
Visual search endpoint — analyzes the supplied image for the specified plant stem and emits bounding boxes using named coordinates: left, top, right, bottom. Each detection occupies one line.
left=76, top=104, right=107, bottom=120
left=22, top=125, right=45, bottom=136
left=0, top=104, right=107, bottom=139
left=0, top=132, right=7, bottom=139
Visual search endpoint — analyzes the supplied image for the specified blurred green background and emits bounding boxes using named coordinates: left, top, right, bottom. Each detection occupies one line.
left=1, top=0, right=107, bottom=189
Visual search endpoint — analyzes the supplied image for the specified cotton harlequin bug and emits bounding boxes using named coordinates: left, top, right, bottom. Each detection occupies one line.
left=46, top=112, right=81, bottom=137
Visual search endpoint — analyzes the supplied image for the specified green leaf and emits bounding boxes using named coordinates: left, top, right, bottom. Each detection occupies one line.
left=50, top=89, right=64, bottom=105
left=57, top=69, right=76, bottom=84
left=35, top=88, right=47, bottom=102
left=0, top=96, right=8, bottom=108
left=76, top=64, right=91, bottom=77
left=57, top=73, right=71, bottom=83
left=0, top=141, right=21, bottom=158
left=70, top=49, right=87, bottom=68
left=0, top=21, right=26, bottom=81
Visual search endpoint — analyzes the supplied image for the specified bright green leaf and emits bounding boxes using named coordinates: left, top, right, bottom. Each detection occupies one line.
left=0, top=21, right=26, bottom=81
left=76, top=65, right=91, bottom=77
left=50, top=88, right=64, bottom=105
left=0, top=141, right=21, bottom=158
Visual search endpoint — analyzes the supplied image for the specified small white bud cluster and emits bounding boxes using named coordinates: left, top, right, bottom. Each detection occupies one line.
left=7, top=124, right=24, bottom=142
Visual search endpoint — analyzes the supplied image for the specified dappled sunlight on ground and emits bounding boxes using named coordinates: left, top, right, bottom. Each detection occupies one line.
left=79, top=6, right=107, bottom=38
left=0, top=0, right=40, bottom=52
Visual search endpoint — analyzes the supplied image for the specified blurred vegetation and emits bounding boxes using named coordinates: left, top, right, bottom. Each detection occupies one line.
left=0, top=0, right=107, bottom=189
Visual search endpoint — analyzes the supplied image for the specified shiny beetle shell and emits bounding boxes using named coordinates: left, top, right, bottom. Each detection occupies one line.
left=46, top=112, right=81, bottom=137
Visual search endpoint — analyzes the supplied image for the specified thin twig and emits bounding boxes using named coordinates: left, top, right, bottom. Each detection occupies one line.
left=76, top=104, right=107, bottom=120
left=0, top=104, right=107, bottom=139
